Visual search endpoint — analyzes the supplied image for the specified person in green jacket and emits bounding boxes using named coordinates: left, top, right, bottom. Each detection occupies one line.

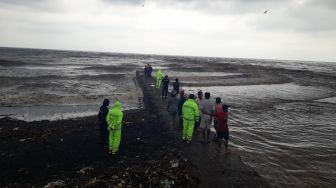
left=182, top=94, right=200, bottom=143
left=106, top=101, right=124, bottom=154
left=155, top=70, right=163, bottom=89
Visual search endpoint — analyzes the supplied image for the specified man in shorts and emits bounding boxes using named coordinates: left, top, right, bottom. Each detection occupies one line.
left=200, top=92, right=214, bottom=144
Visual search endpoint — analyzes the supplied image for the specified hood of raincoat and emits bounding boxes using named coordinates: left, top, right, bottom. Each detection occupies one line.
left=113, top=101, right=122, bottom=110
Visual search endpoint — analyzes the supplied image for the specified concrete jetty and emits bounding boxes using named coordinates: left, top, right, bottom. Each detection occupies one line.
left=136, top=71, right=269, bottom=188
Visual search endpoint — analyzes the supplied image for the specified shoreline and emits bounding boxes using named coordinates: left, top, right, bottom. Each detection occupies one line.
left=0, top=71, right=269, bottom=187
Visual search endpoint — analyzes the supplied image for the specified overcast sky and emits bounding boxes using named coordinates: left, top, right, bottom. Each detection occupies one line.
left=0, top=0, right=335, bottom=62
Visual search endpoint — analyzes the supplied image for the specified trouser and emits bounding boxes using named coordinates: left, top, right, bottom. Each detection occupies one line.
left=109, top=129, right=121, bottom=152
left=99, top=122, right=108, bottom=146
left=162, top=86, right=168, bottom=97
left=182, top=119, right=195, bottom=141
left=156, top=78, right=162, bottom=88
left=178, top=115, right=183, bottom=129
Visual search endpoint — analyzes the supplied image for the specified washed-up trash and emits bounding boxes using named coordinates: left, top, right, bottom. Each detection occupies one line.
left=60, top=138, right=63, bottom=142
left=141, top=118, right=145, bottom=121
left=77, top=166, right=94, bottom=174
left=13, top=127, right=19, bottom=131
left=43, top=180, right=66, bottom=188
left=19, top=138, right=32, bottom=142
left=169, top=160, right=179, bottom=168
left=137, top=138, right=141, bottom=141
left=136, top=155, right=140, bottom=158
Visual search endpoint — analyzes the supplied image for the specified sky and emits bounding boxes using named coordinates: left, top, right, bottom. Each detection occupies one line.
left=0, top=0, right=335, bottom=62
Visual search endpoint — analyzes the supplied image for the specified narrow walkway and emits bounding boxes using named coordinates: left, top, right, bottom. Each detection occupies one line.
left=136, top=71, right=269, bottom=188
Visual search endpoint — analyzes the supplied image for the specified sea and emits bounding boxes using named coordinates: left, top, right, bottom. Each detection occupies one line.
left=0, top=47, right=335, bottom=187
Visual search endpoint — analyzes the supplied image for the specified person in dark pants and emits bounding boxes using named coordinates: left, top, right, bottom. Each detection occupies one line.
left=98, top=99, right=110, bottom=147
left=148, top=64, right=153, bottom=77
left=173, top=78, right=180, bottom=93
left=177, top=90, right=186, bottom=129
left=161, top=75, right=170, bottom=98
left=144, top=65, right=148, bottom=78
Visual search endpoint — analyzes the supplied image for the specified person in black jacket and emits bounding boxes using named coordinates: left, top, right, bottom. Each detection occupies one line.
left=177, top=90, right=186, bottom=129
left=98, top=99, right=110, bottom=147
left=161, top=75, right=170, bottom=98
left=173, top=78, right=180, bottom=93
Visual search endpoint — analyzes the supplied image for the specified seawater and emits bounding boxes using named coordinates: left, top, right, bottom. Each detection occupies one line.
left=0, top=47, right=335, bottom=187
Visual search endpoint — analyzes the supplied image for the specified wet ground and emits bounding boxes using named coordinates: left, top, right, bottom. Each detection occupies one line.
left=0, top=110, right=200, bottom=187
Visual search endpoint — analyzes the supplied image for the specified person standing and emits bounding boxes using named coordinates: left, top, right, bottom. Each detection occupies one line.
left=144, top=65, right=148, bottom=78
left=161, top=75, right=170, bottom=98
left=213, top=104, right=230, bottom=153
left=177, top=90, right=186, bottom=130
left=200, top=92, right=214, bottom=144
left=148, top=64, right=153, bottom=78
left=213, top=97, right=223, bottom=142
left=194, top=90, right=203, bottom=133
left=167, top=90, right=178, bottom=131
left=98, top=99, right=110, bottom=147
left=182, top=94, right=200, bottom=143
left=173, top=78, right=180, bottom=93
left=155, top=69, right=163, bottom=89
left=106, top=101, right=124, bottom=155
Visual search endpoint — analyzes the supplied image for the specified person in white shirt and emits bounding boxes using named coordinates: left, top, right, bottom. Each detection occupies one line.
left=200, top=92, right=214, bottom=144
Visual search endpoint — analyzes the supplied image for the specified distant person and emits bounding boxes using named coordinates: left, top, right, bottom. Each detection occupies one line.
left=155, top=69, right=163, bottom=89
left=97, top=99, right=110, bottom=147
left=167, top=90, right=178, bottom=131
left=177, top=90, right=187, bottom=129
left=200, top=92, right=214, bottom=144
left=173, top=78, right=180, bottom=93
left=161, top=75, right=170, bottom=98
left=194, top=90, right=203, bottom=133
left=106, top=101, right=124, bottom=155
left=213, top=104, right=230, bottom=153
left=182, top=94, right=200, bottom=143
left=144, top=65, right=148, bottom=78
left=148, top=64, right=153, bottom=77
left=213, top=97, right=223, bottom=142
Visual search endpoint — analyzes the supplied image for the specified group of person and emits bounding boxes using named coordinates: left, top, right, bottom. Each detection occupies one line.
left=97, top=67, right=230, bottom=155
left=97, top=99, right=124, bottom=154
left=156, top=68, right=230, bottom=153
left=144, top=64, right=153, bottom=78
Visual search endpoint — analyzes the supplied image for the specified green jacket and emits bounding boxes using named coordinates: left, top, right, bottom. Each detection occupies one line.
left=106, top=101, right=124, bottom=130
left=182, top=99, right=200, bottom=121
left=156, top=70, right=163, bottom=79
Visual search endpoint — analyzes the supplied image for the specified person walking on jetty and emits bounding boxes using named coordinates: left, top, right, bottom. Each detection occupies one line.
left=98, top=99, right=110, bottom=147
left=173, top=78, right=180, bottom=93
left=200, top=92, right=214, bottom=144
left=167, top=90, right=178, bottom=131
left=213, top=104, right=230, bottom=153
left=161, top=75, right=170, bottom=98
left=182, top=94, right=200, bottom=143
left=155, top=69, right=163, bottom=89
left=106, top=101, right=124, bottom=155
left=178, top=90, right=186, bottom=129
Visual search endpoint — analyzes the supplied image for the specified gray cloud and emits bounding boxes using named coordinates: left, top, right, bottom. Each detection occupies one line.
left=103, top=0, right=145, bottom=5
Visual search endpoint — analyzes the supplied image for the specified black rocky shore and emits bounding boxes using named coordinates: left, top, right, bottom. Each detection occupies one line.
left=0, top=71, right=269, bottom=188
